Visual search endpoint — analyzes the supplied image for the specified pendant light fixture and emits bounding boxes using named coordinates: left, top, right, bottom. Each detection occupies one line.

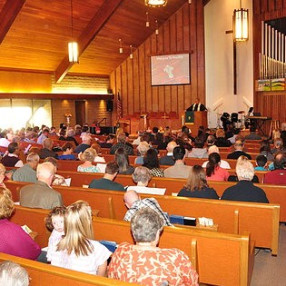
left=68, top=0, right=79, bottom=63
left=145, top=0, right=167, bottom=8
left=233, top=0, right=249, bottom=41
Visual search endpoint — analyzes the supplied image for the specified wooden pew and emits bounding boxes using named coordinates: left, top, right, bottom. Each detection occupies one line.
left=10, top=206, right=254, bottom=286
left=0, top=253, right=139, bottom=286
left=6, top=181, right=279, bottom=255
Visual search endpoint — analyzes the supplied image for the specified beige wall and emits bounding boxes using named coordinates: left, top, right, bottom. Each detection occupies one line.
left=204, top=0, right=253, bottom=128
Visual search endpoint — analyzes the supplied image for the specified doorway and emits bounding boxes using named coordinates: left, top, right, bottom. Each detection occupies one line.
left=75, top=100, right=86, bottom=126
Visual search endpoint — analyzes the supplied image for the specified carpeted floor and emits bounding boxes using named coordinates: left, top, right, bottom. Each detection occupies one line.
left=251, top=224, right=286, bottom=286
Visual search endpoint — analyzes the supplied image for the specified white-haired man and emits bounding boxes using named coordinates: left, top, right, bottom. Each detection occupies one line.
left=20, top=162, right=63, bottom=209
left=221, top=157, right=268, bottom=203
left=12, top=152, right=40, bottom=183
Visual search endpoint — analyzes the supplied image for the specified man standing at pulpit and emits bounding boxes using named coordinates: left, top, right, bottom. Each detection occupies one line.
left=186, top=98, right=207, bottom=111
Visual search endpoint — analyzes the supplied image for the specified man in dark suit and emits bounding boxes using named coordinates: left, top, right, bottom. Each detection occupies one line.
left=186, top=98, right=207, bottom=111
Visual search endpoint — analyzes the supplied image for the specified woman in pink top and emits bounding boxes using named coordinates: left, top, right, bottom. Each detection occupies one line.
left=206, top=152, right=229, bottom=181
left=0, top=187, right=41, bottom=260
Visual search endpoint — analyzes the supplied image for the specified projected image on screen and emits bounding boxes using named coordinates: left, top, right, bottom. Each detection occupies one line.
left=151, top=53, right=190, bottom=86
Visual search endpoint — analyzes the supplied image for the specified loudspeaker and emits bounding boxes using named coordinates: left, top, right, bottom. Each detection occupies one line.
left=106, top=100, right=113, bottom=112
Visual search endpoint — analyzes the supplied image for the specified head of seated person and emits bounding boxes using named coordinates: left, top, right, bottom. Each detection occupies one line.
left=143, top=149, right=159, bottom=169
left=234, top=139, right=244, bottom=151
left=0, top=261, right=29, bottom=286
left=273, top=152, right=286, bottom=170
left=236, top=156, right=254, bottom=181
left=206, top=152, right=221, bottom=177
left=166, top=141, right=177, bottom=154
left=193, top=137, right=204, bottom=149
left=117, top=133, right=126, bottom=144
left=132, top=166, right=151, bottom=187
left=80, top=148, right=96, bottom=163
left=26, top=152, right=40, bottom=170
left=37, top=162, right=56, bottom=186
left=43, top=138, right=53, bottom=150
left=255, top=154, right=267, bottom=169
left=104, top=161, right=119, bottom=180
left=185, top=165, right=208, bottom=191
left=137, top=142, right=150, bottom=157
left=173, top=146, right=186, bottom=162
left=62, top=142, right=74, bottom=155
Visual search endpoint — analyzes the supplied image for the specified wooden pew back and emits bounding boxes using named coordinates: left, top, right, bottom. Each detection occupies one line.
left=0, top=253, right=139, bottom=286
left=10, top=206, right=253, bottom=286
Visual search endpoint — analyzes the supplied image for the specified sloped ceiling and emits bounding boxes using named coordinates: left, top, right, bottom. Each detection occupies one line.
left=0, top=0, right=187, bottom=77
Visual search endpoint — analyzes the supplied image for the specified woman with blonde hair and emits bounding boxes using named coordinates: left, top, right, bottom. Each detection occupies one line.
left=77, top=148, right=100, bottom=173
left=0, top=187, right=41, bottom=259
left=51, top=200, right=111, bottom=275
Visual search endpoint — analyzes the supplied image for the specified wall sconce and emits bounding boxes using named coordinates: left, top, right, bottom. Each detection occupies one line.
left=145, top=0, right=167, bottom=7
left=119, top=38, right=123, bottom=54
left=130, top=45, right=133, bottom=59
left=233, top=1, right=249, bottom=42
left=68, top=0, right=79, bottom=63
left=146, top=12, right=150, bottom=27
left=155, top=20, right=159, bottom=35
left=188, top=0, right=192, bottom=3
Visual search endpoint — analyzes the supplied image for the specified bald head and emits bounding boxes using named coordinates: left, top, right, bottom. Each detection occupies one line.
left=166, top=141, right=177, bottom=153
left=36, top=162, right=55, bottom=186
left=124, top=190, right=140, bottom=209
left=208, top=145, right=219, bottom=155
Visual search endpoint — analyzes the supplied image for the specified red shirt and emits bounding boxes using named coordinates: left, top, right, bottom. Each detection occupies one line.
left=264, top=169, right=286, bottom=185
left=207, top=166, right=230, bottom=181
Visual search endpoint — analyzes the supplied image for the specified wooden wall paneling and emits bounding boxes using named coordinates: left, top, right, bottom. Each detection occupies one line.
left=157, top=24, right=165, bottom=112
left=276, top=0, right=283, bottom=10
left=138, top=45, right=146, bottom=113
left=109, top=71, right=117, bottom=123
left=190, top=1, right=198, bottom=104
left=268, top=0, right=275, bottom=11
left=164, top=86, right=171, bottom=113
left=253, top=0, right=261, bottom=15
left=115, top=66, right=122, bottom=117
left=284, top=0, right=286, bottom=9
left=163, top=20, right=171, bottom=53
left=196, top=0, right=205, bottom=102
left=260, top=0, right=268, bottom=13
left=121, top=62, right=128, bottom=116
left=145, top=39, right=152, bottom=113
left=176, top=8, right=184, bottom=52
left=127, top=57, right=134, bottom=116
left=177, top=85, right=185, bottom=114
left=133, top=50, right=140, bottom=113
left=169, top=12, right=177, bottom=53
left=150, top=34, right=159, bottom=112
left=171, top=86, right=178, bottom=113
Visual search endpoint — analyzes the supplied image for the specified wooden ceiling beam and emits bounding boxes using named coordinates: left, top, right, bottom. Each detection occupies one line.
left=0, top=0, right=26, bottom=44
left=55, top=0, right=123, bottom=83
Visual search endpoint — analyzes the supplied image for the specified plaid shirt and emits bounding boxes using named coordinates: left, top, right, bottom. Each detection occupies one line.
left=124, top=198, right=172, bottom=226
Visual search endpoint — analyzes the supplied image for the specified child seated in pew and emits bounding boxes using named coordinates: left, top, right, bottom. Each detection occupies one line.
left=51, top=200, right=111, bottom=276
left=254, top=155, right=268, bottom=171
left=45, top=206, right=66, bottom=262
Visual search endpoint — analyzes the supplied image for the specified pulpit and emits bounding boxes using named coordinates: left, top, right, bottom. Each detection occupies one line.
left=183, top=111, right=208, bottom=136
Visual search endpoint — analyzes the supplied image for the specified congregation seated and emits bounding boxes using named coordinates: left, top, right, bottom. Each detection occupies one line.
left=127, top=166, right=165, bottom=195
left=0, top=187, right=41, bottom=260
left=178, top=165, right=219, bottom=200
left=108, top=208, right=198, bottom=285
left=123, top=190, right=171, bottom=226
left=65, top=128, right=79, bottom=146
left=1, top=142, right=24, bottom=167
left=187, top=137, right=208, bottom=158
left=259, top=140, right=274, bottom=161
left=159, top=141, right=177, bottom=166
left=135, top=141, right=150, bottom=165
left=215, top=129, right=231, bottom=147
left=51, top=201, right=111, bottom=276
left=0, top=131, right=11, bottom=147
left=74, top=134, right=91, bottom=154
left=264, top=152, right=286, bottom=185
left=90, top=143, right=105, bottom=163
left=143, top=148, right=164, bottom=177
left=12, top=152, right=39, bottom=183
left=99, top=134, right=115, bottom=148
left=202, top=145, right=230, bottom=169
left=37, top=128, right=49, bottom=145
left=20, top=162, right=63, bottom=209
left=57, top=142, right=77, bottom=160
left=77, top=148, right=100, bottom=173
left=164, top=146, right=192, bottom=179
left=89, top=161, right=125, bottom=191
left=110, top=133, right=134, bottom=155
left=39, top=138, right=58, bottom=159
left=245, top=126, right=262, bottom=140
left=115, top=148, right=134, bottom=175
left=206, top=153, right=229, bottom=181
left=45, top=206, right=66, bottom=263
left=0, top=261, right=29, bottom=286
left=227, top=139, right=252, bottom=160
left=254, top=155, right=268, bottom=171
left=221, top=156, right=269, bottom=203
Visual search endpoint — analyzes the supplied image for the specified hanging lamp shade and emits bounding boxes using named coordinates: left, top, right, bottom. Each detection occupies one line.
left=68, top=41, right=78, bottom=63
left=233, top=8, right=249, bottom=41
left=145, top=0, right=167, bottom=7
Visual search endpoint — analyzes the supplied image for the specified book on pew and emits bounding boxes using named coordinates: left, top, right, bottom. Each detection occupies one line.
left=169, top=215, right=196, bottom=226
left=99, top=240, right=117, bottom=252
